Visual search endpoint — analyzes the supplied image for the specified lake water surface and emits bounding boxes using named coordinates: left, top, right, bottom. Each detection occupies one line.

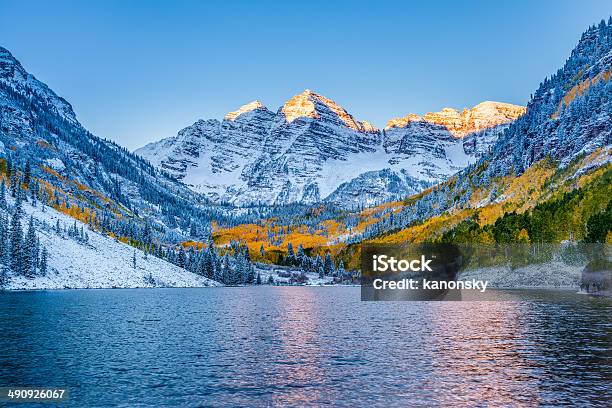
left=0, top=287, right=610, bottom=407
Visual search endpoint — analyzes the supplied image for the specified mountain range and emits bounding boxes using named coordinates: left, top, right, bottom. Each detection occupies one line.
left=0, top=17, right=610, bottom=291
left=0, top=42, right=526, bottom=212
left=136, top=92, right=525, bottom=207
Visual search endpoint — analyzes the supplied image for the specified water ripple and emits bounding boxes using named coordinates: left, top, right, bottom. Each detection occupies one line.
left=0, top=287, right=610, bottom=407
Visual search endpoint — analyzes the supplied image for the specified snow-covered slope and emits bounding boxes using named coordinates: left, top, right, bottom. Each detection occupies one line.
left=324, top=168, right=431, bottom=209
left=384, top=102, right=527, bottom=166
left=136, top=101, right=276, bottom=203
left=3, top=197, right=220, bottom=290
left=0, top=45, right=213, bottom=240
left=136, top=92, right=525, bottom=207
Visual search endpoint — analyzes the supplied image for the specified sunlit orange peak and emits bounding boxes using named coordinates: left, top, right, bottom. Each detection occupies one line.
left=282, top=89, right=378, bottom=132
left=385, top=101, right=526, bottom=137
left=224, top=100, right=266, bottom=121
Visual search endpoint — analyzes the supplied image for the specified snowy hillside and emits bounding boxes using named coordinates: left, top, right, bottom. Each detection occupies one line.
left=0, top=46, right=217, bottom=244
left=136, top=91, right=525, bottom=207
left=3, top=196, right=220, bottom=290
left=334, top=20, right=612, bottom=244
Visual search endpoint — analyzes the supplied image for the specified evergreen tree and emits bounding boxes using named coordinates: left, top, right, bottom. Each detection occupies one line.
left=222, top=254, right=231, bottom=284
left=132, top=249, right=137, bottom=269
left=39, top=247, right=48, bottom=276
left=234, top=256, right=245, bottom=284
left=202, top=249, right=214, bottom=279
left=186, top=248, right=195, bottom=272
left=143, top=222, right=152, bottom=244
left=23, top=216, right=37, bottom=277
left=300, top=255, right=311, bottom=271
left=243, top=246, right=251, bottom=263
left=323, top=252, right=335, bottom=276
left=213, top=255, right=222, bottom=281
left=1, top=214, right=10, bottom=270
left=213, top=257, right=223, bottom=283
left=14, top=187, right=23, bottom=216
left=23, top=160, right=31, bottom=186
left=0, top=263, right=9, bottom=288
left=0, top=181, right=6, bottom=209
left=244, top=258, right=255, bottom=284
left=296, top=244, right=305, bottom=264
left=9, top=204, right=23, bottom=274
left=313, top=255, right=322, bottom=272
left=585, top=202, right=612, bottom=243
left=256, top=272, right=262, bottom=285
left=286, top=242, right=295, bottom=266
left=337, top=261, right=345, bottom=279
left=29, top=182, right=37, bottom=206
left=177, top=247, right=186, bottom=268
left=0, top=214, right=6, bottom=260
left=9, top=171, right=18, bottom=198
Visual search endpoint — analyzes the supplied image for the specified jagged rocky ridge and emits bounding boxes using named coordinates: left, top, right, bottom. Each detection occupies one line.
left=137, top=91, right=524, bottom=207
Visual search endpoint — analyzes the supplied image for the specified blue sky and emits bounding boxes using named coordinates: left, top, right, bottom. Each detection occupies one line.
left=1, top=0, right=610, bottom=150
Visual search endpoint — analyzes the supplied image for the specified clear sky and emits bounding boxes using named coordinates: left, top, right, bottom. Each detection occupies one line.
left=1, top=0, right=610, bottom=150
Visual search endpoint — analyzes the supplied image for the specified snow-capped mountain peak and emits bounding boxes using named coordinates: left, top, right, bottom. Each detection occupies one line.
left=386, top=101, right=526, bottom=137
left=136, top=95, right=525, bottom=207
left=281, top=89, right=378, bottom=132
left=281, top=89, right=318, bottom=123
left=385, top=113, right=424, bottom=130
left=224, top=100, right=268, bottom=121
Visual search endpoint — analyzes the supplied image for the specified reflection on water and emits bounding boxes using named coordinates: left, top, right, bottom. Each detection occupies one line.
left=270, top=287, right=327, bottom=407
left=0, top=288, right=610, bottom=407
left=426, top=302, right=542, bottom=406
